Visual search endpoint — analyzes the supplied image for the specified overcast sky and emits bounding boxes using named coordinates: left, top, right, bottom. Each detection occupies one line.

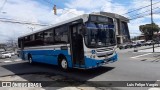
left=0, top=0, right=160, bottom=43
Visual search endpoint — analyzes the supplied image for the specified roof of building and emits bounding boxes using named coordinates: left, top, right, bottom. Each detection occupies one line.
left=94, top=12, right=129, bottom=22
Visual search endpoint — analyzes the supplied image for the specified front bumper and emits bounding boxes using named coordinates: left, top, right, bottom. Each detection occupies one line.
left=84, top=53, right=118, bottom=69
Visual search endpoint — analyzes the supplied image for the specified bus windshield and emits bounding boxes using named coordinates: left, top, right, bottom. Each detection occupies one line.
left=84, top=22, right=116, bottom=48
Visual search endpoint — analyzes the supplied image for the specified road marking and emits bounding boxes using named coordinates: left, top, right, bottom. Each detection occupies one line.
left=131, top=53, right=153, bottom=59
left=4, top=60, right=12, bottom=63
left=148, top=88, right=160, bottom=90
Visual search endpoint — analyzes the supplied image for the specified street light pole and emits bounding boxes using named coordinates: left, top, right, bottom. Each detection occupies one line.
left=151, top=0, right=154, bottom=52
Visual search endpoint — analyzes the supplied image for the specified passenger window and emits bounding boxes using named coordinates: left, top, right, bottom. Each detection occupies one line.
left=44, top=29, right=54, bottom=45
left=34, top=32, right=44, bottom=46
left=55, top=26, right=68, bottom=44
left=35, top=32, right=43, bottom=40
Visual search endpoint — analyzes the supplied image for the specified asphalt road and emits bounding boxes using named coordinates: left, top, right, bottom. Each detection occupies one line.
left=0, top=48, right=160, bottom=90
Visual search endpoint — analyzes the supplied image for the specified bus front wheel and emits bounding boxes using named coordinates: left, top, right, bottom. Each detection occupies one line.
left=60, top=58, right=68, bottom=70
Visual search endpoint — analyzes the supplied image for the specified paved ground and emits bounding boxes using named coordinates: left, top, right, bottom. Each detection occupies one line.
left=118, top=44, right=160, bottom=52
left=138, top=47, right=160, bottom=52
left=0, top=74, right=99, bottom=90
left=0, top=47, right=160, bottom=90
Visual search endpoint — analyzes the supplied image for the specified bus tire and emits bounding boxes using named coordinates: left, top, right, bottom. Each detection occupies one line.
left=28, top=55, right=33, bottom=64
left=59, top=57, right=68, bottom=70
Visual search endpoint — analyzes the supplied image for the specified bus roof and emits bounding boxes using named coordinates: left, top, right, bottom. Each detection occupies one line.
left=18, top=14, right=89, bottom=38
left=18, top=13, right=114, bottom=39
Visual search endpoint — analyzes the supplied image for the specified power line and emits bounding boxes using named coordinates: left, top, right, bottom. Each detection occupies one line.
left=43, top=0, right=53, bottom=5
left=129, top=11, right=160, bottom=20
left=129, top=7, right=160, bottom=20
left=42, top=0, right=63, bottom=9
left=122, top=1, right=160, bottom=15
left=0, top=0, right=7, bottom=12
left=130, top=10, right=160, bottom=20
left=0, top=18, right=50, bottom=26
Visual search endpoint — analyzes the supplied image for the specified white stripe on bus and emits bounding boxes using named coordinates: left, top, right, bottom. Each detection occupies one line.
left=24, top=44, right=70, bottom=50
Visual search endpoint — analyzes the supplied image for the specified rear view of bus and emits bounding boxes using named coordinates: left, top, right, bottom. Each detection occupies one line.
left=82, top=14, right=118, bottom=69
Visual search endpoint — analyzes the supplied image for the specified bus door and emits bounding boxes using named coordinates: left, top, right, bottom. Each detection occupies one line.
left=70, top=24, right=85, bottom=67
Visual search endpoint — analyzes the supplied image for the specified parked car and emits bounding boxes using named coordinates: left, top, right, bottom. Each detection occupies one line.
left=139, top=40, right=145, bottom=46
left=136, top=42, right=142, bottom=47
left=0, top=54, right=5, bottom=59
left=118, top=43, right=133, bottom=49
left=145, top=40, right=154, bottom=46
left=6, top=51, right=15, bottom=56
left=131, top=42, right=142, bottom=48
left=118, top=44, right=128, bottom=49
left=131, top=42, right=138, bottom=48
left=1, top=52, right=11, bottom=58
left=126, top=43, right=133, bottom=48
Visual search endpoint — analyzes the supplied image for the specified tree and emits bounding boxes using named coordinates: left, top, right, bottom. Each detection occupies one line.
left=139, top=23, right=160, bottom=41
left=6, top=38, right=18, bottom=52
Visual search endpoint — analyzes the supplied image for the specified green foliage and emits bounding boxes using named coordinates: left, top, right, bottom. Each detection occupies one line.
left=139, top=23, right=160, bottom=40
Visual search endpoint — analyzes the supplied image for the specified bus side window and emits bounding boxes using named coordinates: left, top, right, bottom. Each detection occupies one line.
left=18, top=38, right=22, bottom=48
left=24, top=36, right=31, bottom=47
left=55, top=26, right=68, bottom=44
left=34, top=32, right=44, bottom=46
left=44, top=29, right=54, bottom=45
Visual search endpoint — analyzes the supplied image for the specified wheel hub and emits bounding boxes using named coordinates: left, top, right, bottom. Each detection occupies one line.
left=61, top=59, right=67, bottom=69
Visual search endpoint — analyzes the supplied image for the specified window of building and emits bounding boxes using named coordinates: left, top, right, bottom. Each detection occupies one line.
left=121, top=22, right=130, bottom=41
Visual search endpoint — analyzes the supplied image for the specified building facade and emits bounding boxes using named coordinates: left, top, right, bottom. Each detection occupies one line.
left=96, top=12, right=130, bottom=44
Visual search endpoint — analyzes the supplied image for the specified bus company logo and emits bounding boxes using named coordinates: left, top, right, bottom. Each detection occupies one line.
left=91, top=50, right=96, bottom=54
left=2, top=82, right=12, bottom=87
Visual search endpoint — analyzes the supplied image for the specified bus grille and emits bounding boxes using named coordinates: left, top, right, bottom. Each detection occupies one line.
left=96, top=48, right=113, bottom=52
left=97, top=53, right=113, bottom=57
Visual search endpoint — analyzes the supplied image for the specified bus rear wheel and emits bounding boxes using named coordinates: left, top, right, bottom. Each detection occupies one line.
left=60, top=58, right=68, bottom=70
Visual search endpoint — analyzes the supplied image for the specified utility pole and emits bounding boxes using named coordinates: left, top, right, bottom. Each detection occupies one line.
left=151, top=0, right=154, bottom=52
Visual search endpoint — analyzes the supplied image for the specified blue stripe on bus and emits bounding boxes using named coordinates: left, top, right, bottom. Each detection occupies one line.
left=21, top=50, right=73, bottom=68
left=19, top=50, right=118, bottom=69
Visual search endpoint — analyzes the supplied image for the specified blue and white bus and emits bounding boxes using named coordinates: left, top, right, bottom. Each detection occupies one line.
left=18, top=13, right=118, bottom=70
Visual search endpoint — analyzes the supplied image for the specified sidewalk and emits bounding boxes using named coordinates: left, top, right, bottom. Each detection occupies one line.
left=138, top=47, right=160, bottom=53
left=117, top=44, right=160, bottom=53
left=136, top=44, right=159, bottom=50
